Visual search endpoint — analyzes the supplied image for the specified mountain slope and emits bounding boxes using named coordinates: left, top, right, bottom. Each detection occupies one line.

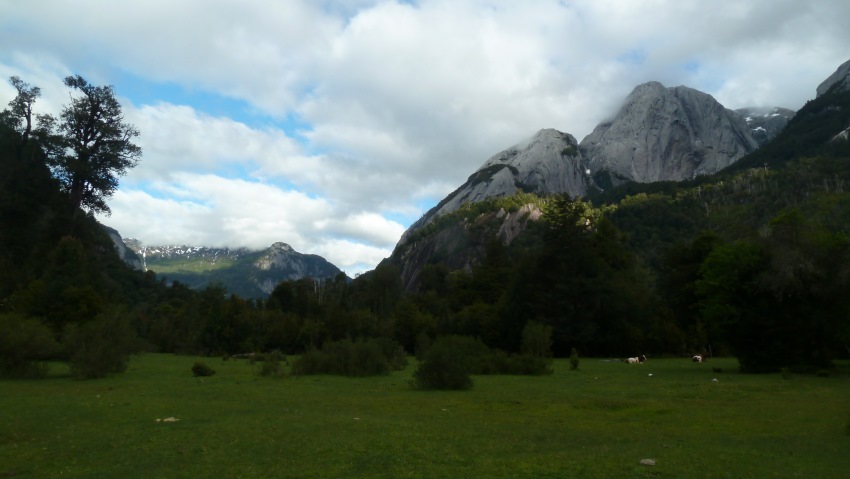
left=734, top=106, right=795, bottom=146
left=126, top=241, right=345, bottom=298
left=400, top=128, right=587, bottom=245
left=816, top=58, right=850, bottom=97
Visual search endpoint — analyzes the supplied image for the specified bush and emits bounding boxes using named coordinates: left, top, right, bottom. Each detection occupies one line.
left=521, top=321, right=553, bottom=359
left=259, top=350, right=286, bottom=377
left=471, top=349, right=552, bottom=376
left=569, top=348, right=580, bottom=370
left=0, top=314, right=59, bottom=378
left=192, top=361, right=216, bottom=377
left=64, top=311, right=140, bottom=379
left=291, top=348, right=329, bottom=376
left=411, top=336, right=474, bottom=390
left=291, top=338, right=406, bottom=377
left=410, top=335, right=553, bottom=389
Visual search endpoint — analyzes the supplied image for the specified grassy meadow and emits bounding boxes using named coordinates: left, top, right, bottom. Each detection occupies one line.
left=2, top=354, right=849, bottom=478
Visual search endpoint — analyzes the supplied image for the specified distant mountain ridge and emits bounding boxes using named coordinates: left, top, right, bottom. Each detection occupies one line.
left=734, top=106, right=795, bottom=146
left=122, top=239, right=345, bottom=298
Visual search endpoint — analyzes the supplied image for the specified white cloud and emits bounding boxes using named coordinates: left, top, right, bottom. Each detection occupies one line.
left=124, top=103, right=309, bottom=181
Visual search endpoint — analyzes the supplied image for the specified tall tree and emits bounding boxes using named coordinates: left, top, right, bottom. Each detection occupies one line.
left=4, top=76, right=40, bottom=147
left=54, top=75, right=141, bottom=214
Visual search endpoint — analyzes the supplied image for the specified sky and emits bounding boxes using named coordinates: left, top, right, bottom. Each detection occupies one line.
left=1, top=0, right=848, bottom=276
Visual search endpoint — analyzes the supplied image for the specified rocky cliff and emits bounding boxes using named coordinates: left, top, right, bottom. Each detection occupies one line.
left=392, top=203, right=543, bottom=291
left=400, top=128, right=588, bottom=245
left=580, top=82, right=759, bottom=185
left=102, top=225, right=143, bottom=270
left=816, top=58, right=850, bottom=97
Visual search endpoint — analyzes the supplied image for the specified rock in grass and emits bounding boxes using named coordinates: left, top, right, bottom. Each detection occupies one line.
left=640, top=459, right=656, bottom=466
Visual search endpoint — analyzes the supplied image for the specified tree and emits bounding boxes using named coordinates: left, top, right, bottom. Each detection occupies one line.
left=53, top=75, right=141, bottom=214
left=4, top=76, right=40, bottom=147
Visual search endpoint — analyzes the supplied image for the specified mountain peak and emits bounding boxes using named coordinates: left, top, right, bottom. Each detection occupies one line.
left=270, top=242, right=294, bottom=253
left=580, top=81, right=758, bottom=184
left=816, top=58, right=850, bottom=97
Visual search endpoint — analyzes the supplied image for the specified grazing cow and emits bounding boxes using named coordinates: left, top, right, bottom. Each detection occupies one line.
left=626, top=355, right=647, bottom=364
left=692, top=354, right=703, bottom=363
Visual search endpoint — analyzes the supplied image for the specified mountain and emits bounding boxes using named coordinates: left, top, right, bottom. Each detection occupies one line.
left=393, top=82, right=762, bottom=282
left=816, top=58, right=850, bottom=97
left=391, top=201, right=543, bottom=291
left=734, top=106, right=795, bottom=146
left=102, top=226, right=143, bottom=270
left=125, top=240, right=345, bottom=298
left=580, top=82, right=759, bottom=186
left=399, top=128, right=587, bottom=245
left=386, top=63, right=850, bottom=293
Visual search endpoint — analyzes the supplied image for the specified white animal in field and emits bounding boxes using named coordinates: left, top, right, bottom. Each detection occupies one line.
left=692, top=354, right=703, bottom=363
left=626, top=355, right=647, bottom=364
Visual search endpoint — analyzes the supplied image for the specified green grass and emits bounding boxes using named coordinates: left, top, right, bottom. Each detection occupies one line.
left=2, top=355, right=849, bottom=478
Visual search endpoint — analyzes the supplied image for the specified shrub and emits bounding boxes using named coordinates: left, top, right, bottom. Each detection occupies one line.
left=64, top=311, right=140, bottom=379
left=0, top=314, right=59, bottom=378
left=374, top=337, right=409, bottom=371
left=291, top=338, right=406, bottom=377
left=414, top=332, right=432, bottom=360
left=192, top=361, right=216, bottom=377
left=259, top=350, right=286, bottom=377
left=521, top=321, right=553, bottom=359
left=411, top=336, right=474, bottom=390
left=291, top=348, right=328, bottom=376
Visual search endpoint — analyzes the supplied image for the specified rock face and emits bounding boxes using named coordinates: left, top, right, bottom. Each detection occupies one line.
left=392, top=204, right=543, bottom=291
left=816, top=58, right=850, bottom=97
left=734, top=107, right=795, bottom=146
left=102, top=225, right=143, bottom=270
left=251, top=242, right=343, bottom=294
left=400, top=128, right=588, bottom=244
left=580, top=82, right=759, bottom=185
left=832, top=126, right=850, bottom=143
left=434, top=128, right=587, bottom=215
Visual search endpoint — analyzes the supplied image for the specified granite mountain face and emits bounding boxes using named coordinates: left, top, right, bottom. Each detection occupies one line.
left=405, top=80, right=785, bottom=242
left=399, top=128, right=589, bottom=245
left=580, top=82, right=760, bottom=187
left=816, top=58, right=850, bottom=97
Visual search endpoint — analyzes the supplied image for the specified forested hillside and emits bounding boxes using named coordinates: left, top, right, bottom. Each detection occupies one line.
left=2, top=76, right=849, bottom=380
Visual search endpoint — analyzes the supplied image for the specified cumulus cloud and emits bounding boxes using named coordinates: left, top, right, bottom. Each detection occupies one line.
left=2, top=0, right=850, bottom=274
